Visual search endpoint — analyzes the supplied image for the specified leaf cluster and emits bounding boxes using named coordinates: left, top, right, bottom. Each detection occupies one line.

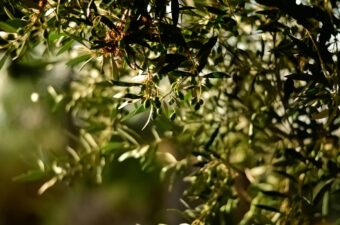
left=1, top=0, right=340, bottom=224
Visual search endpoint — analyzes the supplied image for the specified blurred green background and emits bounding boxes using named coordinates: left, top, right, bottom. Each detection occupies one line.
left=0, top=60, right=183, bottom=225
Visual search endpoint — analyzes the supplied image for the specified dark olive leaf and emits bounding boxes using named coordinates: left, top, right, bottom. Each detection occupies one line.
left=187, top=40, right=203, bottom=49
left=202, top=72, right=230, bottom=78
left=258, top=21, right=286, bottom=32
left=158, top=54, right=188, bottom=74
left=91, top=40, right=107, bottom=49
left=326, top=160, right=339, bottom=175
left=180, top=60, right=194, bottom=68
left=165, top=54, right=187, bottom=63
left=313, top=179, right=334, bottom=205
left=284, top=148, right=306, bottom=163
left=123, top=44, right=139, bottom=68
left=260, top=190, right=289, bottom=198
left=123, top=33, right=152, bottom=48
left=197, top=36, right=218, bottom=72
left=272, top=170, right=298, bottom=183
left=159, top=63, right=181, bottom=75
left=171, top=70, right=195, bottom=77
left=123, top=93, right=143, bottom=99
left=197, top=36, right=218, bottom=58
left=100, top=15, right=119, bottom=33
left=171, top=0, right=179, bottom=26
left=255, top=204, right=281, bottom=213
left=221, top=17, right=237, bottom=30
left=256, top=9, right=280, bottom=19
left=179, top=6, right=196, bottom=10
left=206, top=6, right=226, bottom=15
left=7, top=19, right=27, bottom=30
left=288, top=35, right=315, bottom=57
left=155, top=0, right=167, bottom=20
left=283, top=78, right=294, bottom=101
left=285, top=73, right=312, bottom=81
left=204, top=126, right=220, bottom=150
left=159, top=23, right=187, bottom=47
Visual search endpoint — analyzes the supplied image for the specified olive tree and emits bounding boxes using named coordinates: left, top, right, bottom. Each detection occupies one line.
left=0, top=0, right=339, bottom=224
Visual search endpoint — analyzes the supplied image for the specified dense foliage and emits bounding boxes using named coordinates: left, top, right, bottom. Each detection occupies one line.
left=1, top=0, right=339, bottom=224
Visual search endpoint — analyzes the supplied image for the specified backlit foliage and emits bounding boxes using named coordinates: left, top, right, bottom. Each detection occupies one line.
left=1, top=0, right=340, bottom=224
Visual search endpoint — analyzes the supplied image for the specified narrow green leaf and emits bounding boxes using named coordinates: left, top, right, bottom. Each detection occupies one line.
left=121, top=105, right=146, bottom=121
left=13, top=170, right=47, bottom=182
left=48, top=31, right=63, bottom=43
left=63, top=31, right=89, bottom=47
left=0, top=22, right=16, bottom=32
left=202, top=72, right=230, bottom=78
left=84, top=123, right=107, bottom=132
left=101, top=142, right=129, bottom=154
left=57, top=39, right=74, bottom=55
left=66, top=53, right=92, bottom=67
